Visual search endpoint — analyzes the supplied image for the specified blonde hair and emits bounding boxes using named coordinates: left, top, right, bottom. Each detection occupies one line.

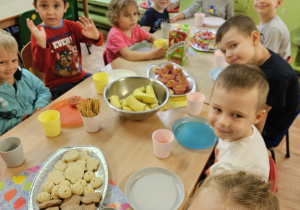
left=185, top=171, right=279, bottom=210
left=107, top=0, right=139, bottom=26
left=0, top=29, right=18, bottom=52
left=213, top=63, right=269, bottom=112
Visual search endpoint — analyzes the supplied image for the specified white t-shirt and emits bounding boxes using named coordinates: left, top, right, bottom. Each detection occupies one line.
left=209, top=125, right=270, bottom=181
left=259, top=15, right=291, bottom=60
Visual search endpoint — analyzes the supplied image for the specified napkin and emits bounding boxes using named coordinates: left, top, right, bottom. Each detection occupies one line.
left=160, top=96, right=187, bottom=111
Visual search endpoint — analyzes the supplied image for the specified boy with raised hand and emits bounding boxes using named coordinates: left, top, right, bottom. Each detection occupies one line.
left=27, top=0, right=104, bottom=100
left=207, top=64, right=270, bottom=181
left=253, top=0, right=290, bottom=60
left=216, top=14, right=299, bottom=142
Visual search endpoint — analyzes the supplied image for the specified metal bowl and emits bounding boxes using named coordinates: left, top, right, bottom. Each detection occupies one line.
left=103, top=76, right=170, bottom=121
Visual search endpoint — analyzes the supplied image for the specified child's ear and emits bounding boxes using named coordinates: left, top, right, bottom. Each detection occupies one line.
left=253, top=109, right=266, bottom=124
left=250, top=31, right=261, bottom=46
left=276, top=0, right=283, bottom=8
left=64, top=3, right=69, bottom=13
left=33, top=2, right=38, bottom=11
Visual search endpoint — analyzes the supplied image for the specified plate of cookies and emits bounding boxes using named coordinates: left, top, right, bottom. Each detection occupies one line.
left=147, top=62, right=196, bottom=97
left=28, top=145, right=108, bottom=210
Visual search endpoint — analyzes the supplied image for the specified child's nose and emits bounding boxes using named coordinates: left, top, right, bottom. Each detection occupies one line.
left=218, top=115, right=230, bottom=127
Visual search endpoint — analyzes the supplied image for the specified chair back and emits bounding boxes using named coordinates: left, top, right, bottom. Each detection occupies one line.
left=269, top=156, right=278, bottom=193
left=64, top=0, right=79, bottom=21
left=103, top=50, right=108, bottom=66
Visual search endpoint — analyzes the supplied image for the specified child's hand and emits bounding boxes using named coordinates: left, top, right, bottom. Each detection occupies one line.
left=26, top=18, right=46, bottom=48
left=151, top=46, right=167, bottom=59
left=77, top=16, right=100, bottom=41
left=32, top=108, right=42, bottom=115
left=169, top=16, right=177, bottom=23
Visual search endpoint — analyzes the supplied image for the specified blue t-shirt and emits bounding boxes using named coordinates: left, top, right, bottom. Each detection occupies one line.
left=140, top=8, right=169, bottom=33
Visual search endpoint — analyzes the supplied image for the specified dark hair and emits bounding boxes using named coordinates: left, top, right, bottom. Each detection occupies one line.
left=214, top=63, right=269, bottom=112
left=34, top=0, right=68, bottom=5
left=216, top=15, right=259, bottom=44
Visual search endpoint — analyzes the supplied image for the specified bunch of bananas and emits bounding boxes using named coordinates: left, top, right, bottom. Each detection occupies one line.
left=109, top=85, right=159, bottom=111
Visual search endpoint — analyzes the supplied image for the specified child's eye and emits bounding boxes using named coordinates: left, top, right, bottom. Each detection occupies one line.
left=41, top=4, right=47, bottom=8
left=12, top=59, right=18, bottom=63
left=54, top=4, right=60, bottom=8
left=221, top=50, right=226, bottom=55
left=233, top=114, right=242, bottom=118
left=231, top=43, right=237, bottom=48
left=213, top=107, right=222, bottom=112
left=0, top=62, right=4, bottom=65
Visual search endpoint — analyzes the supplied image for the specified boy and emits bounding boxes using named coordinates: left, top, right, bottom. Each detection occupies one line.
left=140, top=0, right=170, bottom=33
left=253, top=0, right=290, bottom=60
left=0, top=29, right=51, bottom=135
left=207, top=64, right=270, bottom=181
left=27, top=0, right=104, bottom=99
left=216, top=15, right=299, bottom=142
left=169, top=0, right=233, bottom=23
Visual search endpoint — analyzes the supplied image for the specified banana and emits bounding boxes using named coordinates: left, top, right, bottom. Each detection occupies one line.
left=149, top=103, right=159, bottom=109
left=146, top=85, right=158, bottom=103
left=139, top=86, right=146, bottom=93
left=133, top=89, right=155, bottom=104
left=126, top=94, right=146, bottom=111
left=110, top=95, right=122, bottom=109
left=145, top=105, right=151, bottom=111
left=120, top=98, right=128, bottom=107
left=123, top=106, right=133, bottom=111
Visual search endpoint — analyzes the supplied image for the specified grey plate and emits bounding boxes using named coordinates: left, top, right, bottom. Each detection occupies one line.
left=129, top=42, right=153, bottom=52
left=28, top=145, right=109, bottom=209
left=146, top=61, right=196, bottom=97
left=125, top=167, right=185, bottom=210
left=190, top=29, right=217, bottom=52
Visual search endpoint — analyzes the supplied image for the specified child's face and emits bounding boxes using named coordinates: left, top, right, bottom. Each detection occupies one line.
left=0, top=50, right=18, bottom=83
left=153, top=0, right=171, bottom=10
left=34, top=0, right=68, bottom=27
left=118, top=4, right=139, bottom=31
left=208, top=86, right=263, bottom=142
left=253, top=0, right=282, bottom=16
left=217, top=28, right=258, bottom=65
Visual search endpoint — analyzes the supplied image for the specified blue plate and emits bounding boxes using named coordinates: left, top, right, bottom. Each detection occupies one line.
left=172, top=116, right=218, bottom=149
left=210, top=67, right=225, bottom=81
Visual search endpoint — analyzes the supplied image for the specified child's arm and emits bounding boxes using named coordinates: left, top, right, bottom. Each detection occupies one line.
left=119, top=45, right=166, bottom=61
left=26, top=18, right=46, bottom=48
left=141, top=26, right=151, bottom=32
left=169, top=13, right=185, bottom=23
left=0, top=117, right=23, bottom=135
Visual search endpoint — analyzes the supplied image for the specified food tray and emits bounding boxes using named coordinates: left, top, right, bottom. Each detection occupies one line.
left=28, top=145, right=109, bottom=209
left=189, top=29, right=217, bottom=52
left=146, top=62, right=196, bottom=97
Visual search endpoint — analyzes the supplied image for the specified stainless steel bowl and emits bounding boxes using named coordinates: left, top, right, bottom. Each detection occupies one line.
left=103, top=76, right=170, bottom=120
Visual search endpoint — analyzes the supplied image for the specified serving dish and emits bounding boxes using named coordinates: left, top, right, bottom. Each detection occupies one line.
left=190, top=29, right=217, bottom=52
left=28, top=145, right=109, bottom=209
left=107, top=69, right=137, bottom=84
left=129, top=42, right=153, bottom=52
left=125, top=167, right=185, bottom=210
left=147, top=62, right=196, bottom=97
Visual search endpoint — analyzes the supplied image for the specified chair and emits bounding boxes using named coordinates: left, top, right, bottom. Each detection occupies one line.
left=269, top=156, right=278, bottom=193
left=264, top=95, right=300, bottom=162
left=103, top=50, right=108, bottom=66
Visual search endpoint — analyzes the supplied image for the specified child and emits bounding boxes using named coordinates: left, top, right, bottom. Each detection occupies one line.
left=207, top=64, right=270, bottom=181
left=140, top=0, right=170, bottom=33
left=253, top=0, right=290, bottom=60
left=0, top=29, right=51, bottom=135
left=216, top=14, right=299, bottom=142
left=185, top=171, right=279, bottom=210
left=169, top=0, right=234, bottom=23
left=27, top=0, right=104, bottom=100
left=106, top=0, right=166, bottom=63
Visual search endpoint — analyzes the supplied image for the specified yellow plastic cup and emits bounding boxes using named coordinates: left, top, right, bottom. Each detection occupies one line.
left=38, top=110, right=61, bottom=137
left=154, top=39, right=167, bottom=48
left=93, top=72, right=109, bottom=94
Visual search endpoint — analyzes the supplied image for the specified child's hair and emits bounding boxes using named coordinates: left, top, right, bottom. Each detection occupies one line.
left=107, top=0, right=139, bottom=26
left=216, top=14, right=259, bottom=44
left=214, top=63, right=269, bottom=112
left=0, top=29, right=18, bottom=52
left=34, top=0, right=68, bottom=5
left=185, top=171, right=279, bottom=210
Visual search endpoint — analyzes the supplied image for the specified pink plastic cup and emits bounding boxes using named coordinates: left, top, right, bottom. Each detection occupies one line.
left=195, top=13, right=205, bottom=27
left=187, top=92, right=205, bottom=116
left=215, top=50, right=227, bottom=67
left=152, top=129, right=174, bottom=159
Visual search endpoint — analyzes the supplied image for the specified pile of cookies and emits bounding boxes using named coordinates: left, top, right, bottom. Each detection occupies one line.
left=36, top=149, right=104, bottom=210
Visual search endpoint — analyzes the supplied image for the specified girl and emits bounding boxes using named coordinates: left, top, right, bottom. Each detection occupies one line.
left=106, top=0, right=166, bottom=63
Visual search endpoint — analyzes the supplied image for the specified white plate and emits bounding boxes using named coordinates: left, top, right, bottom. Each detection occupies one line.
left=210, top=67, right=225, bottom=81
left=107, top=69, right=137, bottom=84
left=125, top=167, right=185, bottom=210
left=129, top=42, right=153, bottom=52
left=203, top=17, right=225, bottom=28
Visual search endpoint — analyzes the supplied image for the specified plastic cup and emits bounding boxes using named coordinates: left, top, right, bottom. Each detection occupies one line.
left=81, top=113, right=101, bottom=132
left=152, top=129, right=174, bottom=159
left=0, top=137, right=24, bottom=167
left=161, top=23, right=172, bottom=39
left=195, top=13, right=205, bottom=27
left=154, top=39, right=167, bottom=48
left=38, top=110, right=61, bottom=137
left=187, top=92, right=205, bottom=116
left=215, top=50, right=227, bottom=67
left=93, top=72, right=109, bottom=94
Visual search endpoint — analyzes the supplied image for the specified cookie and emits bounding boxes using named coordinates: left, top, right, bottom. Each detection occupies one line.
left=83, top=171, right=95, bottom=182
left=45, top=207, right=60, bottom=210
left=71, top=183, right=84, bottom=196
left=79, top=150, right=89, bottom=161
left=90, top=177, right=103, bottom=189
left=63, top=150, right=80, bottom=162
left=47, top=171, right=65, bottom=185
left=86, top=158, right=99, bottom=172
left=37, top=192, right=51, bottom=203
left=61, top=205, right=82, bottom=210
left=76, top=160, right=87, bottom=171
left=41, top=181, right=54, bottom=193
left=38, top=199, right=62, bottom=209
left=51, top=185, right=61, bottom=200
left=60, top=195, right=81, bottom=209
left=60, top=179, right=71, bottom=187
left=64, top=166, right=84, bottom=184
left=81, top=192, right=102, bottom=204
left=83, top=186, right=94, bottom=196
left=58, top=185, right=72, bottom=199
left=75, top=179, right=87, bottom=188
left=54, top=160, right=68, bottom=172
left=81, top=203, right=96, bottom=210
